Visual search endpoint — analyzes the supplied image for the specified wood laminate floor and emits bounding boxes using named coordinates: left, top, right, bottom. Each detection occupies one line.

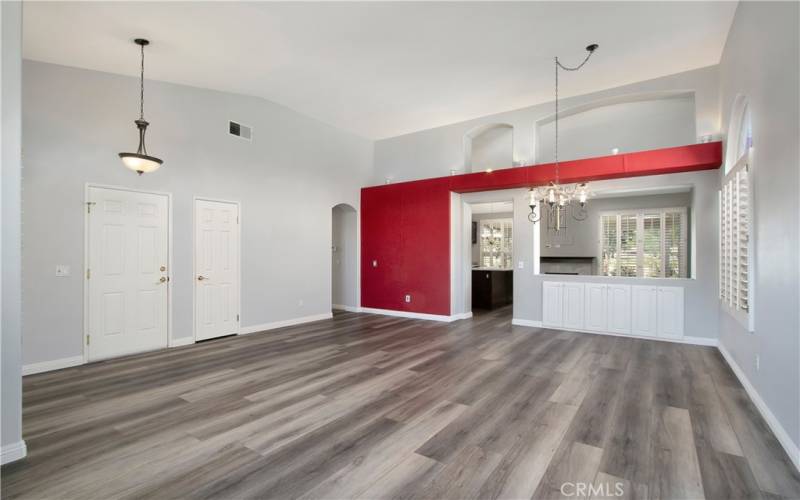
left=3, top=307, right=799, bottom=499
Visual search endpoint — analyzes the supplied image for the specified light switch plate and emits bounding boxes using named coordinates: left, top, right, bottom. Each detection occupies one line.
left=518, top=261, right=524, bottom=269
left=404, top=294, right=411, bottom=303
left=55, top=265, right=71, bottom=277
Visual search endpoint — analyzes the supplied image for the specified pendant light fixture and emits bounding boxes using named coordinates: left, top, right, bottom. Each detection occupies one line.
left=528, top=44, right=598, bottom=230
left=119, top=38, right=163, bottom=175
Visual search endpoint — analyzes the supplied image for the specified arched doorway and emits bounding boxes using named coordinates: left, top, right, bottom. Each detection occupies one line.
left=332, top=203, right=358, bottom=312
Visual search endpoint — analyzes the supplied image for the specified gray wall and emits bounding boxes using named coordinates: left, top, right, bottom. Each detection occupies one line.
left=717, top=1, right=800, bottom=448
left=374, top=65, right=719, bottom=184
left=332, top=204, right=357, bottom=308
left=2, top=0, right=25, bottom=459
left=470, top=125, right=513, bottom=172
left=536, top=95, right=696, bottom=163
left=22, top=60, right=373, bottom=366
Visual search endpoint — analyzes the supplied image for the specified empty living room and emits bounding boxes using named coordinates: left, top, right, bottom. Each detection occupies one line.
left=2, top=1, right=800, bottom=499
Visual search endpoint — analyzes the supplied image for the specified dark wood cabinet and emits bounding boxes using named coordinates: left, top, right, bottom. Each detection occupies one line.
left=472, top=270, right=513, bottom=310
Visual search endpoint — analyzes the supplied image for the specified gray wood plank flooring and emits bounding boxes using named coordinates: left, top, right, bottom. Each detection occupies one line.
left=2, top=307, right=799, bottom=499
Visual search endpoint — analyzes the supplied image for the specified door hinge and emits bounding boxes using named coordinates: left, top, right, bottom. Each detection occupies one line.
left=236, top=314, right=240, bottom=322
left=86, top=335, right=90, bottom=346
left=86, top=201, right=96, bottom=214
left=86, top=268, right=91, bottom=279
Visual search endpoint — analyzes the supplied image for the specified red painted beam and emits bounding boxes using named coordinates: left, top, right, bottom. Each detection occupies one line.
left=361, top=142, right=722, bottom=316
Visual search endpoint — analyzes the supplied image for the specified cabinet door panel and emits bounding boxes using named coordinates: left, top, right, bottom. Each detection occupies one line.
left=542, top=282, right=563, bottom=328
left=658, top=286, right=684, bottom=339
left=607, top=284, right=631, bottom=334
left=562, top=283, right=585, bottom=330
left=631, top=285, right=658, bottom=337
left=584, top=284, right=607, bottom=332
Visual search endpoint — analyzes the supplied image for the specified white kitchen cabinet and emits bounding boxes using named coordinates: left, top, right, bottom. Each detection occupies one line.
left=657, top=286, right=684, bottom=339
left=584, top=283, right=608, bottom=332
left=606, top=284, right=632, bottom=335
left=631, top=285, right=658, bottom=337
left=542, top=281, right=564, bottom=328
left=562, top=282, right=585, bottom=330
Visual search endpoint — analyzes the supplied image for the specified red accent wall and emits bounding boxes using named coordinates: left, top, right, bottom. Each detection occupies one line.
left=361, top=142, right=722, bottom=316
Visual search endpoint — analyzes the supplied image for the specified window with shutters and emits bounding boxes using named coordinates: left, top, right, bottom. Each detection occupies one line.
left=479, top=219, right=513, bottom=269
left=720, top=150, right=752, bottom=328
left=599, top=208, right=688, bottom=278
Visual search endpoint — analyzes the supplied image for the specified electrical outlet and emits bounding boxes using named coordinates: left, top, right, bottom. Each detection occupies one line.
left=372, top=260, right=378, bottom=267
left=404, top=294, right=411, bottom=303
left=518, top=261, right=524, bottom=269
left=755, top=355, right=760, bottom=371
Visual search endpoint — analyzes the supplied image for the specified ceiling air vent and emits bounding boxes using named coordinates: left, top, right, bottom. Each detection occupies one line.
left=229, top=121, right=252, bottom=141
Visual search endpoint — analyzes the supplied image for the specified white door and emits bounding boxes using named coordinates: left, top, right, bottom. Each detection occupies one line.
left=542, top=282, right=564, bottom=328
left=584, top=283, right=608, bottom=332
left=607, top=284, right=632, bottom=335
left=631, top=285, right=658, bottom=337
left=657, top=286, right=684, bottom=339
left=87, top=187, right=169, bottom=361
left=195, top=199, right=240, bottom=341
left=562, top=282, right=585, bottom=330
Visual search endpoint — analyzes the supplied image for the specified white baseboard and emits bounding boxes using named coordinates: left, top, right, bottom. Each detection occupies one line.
left=170, top=337, right=195, bottom=347
left=1, top=440, right=27, bottom=465
left=240, top=313, right=334, bottom=335
left=512, top=318, right=543, bottom=328
left=511, top=321, right=718, bottom=347
left=718, top=343, right=800, bottom=472
left=359, top=307, right=469, bottom=323
left=22, top=355, right=84, bottom=376
left=332, top=304, right=361, bottom=312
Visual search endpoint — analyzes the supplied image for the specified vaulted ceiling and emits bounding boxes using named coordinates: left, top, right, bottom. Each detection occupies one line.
left=23, top=1, right=738, bottom=139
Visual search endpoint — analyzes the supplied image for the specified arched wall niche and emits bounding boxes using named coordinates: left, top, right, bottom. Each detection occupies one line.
left=463, top=122, right=514, bottom=173
left=534, top=91, right=698, bottom=164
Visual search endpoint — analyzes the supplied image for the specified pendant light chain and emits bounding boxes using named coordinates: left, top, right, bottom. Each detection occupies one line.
left=554, top=47, right=597, bottom=177
left=139, top=42, right=145, bottom=121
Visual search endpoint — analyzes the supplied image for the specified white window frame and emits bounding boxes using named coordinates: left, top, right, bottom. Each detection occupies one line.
left=478, top=218, right=513, bottom=269
left=720, top=153, right=754, bottom=331
left=598, top=207, right=688, bottom=279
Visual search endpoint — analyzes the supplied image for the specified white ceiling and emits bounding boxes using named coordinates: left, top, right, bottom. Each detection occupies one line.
left=23, top=1, right=737, bottom=139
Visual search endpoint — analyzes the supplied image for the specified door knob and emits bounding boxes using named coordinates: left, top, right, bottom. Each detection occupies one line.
left=156, top=276, right=166, bottom=284
left=197, top=275, right=207, bottom=281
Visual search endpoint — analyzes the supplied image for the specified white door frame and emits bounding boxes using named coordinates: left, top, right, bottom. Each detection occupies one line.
left=192, top=196, right=242, bottom=342
left=83, top=183, right=174, bottom=363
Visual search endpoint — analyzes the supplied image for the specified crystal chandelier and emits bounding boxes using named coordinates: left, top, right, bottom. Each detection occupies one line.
left=528, top=44, right=598, bottom=231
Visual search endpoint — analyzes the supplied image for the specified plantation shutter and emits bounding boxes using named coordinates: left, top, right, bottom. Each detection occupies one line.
left=720, top=159, right=750, bottom=313
left=618, top=214, right=639, bottom=277
left=600, top=215, right=617, bottom=276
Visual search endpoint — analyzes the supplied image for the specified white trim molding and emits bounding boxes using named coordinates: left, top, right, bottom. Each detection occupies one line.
left=22, top=355, right=84, bottom=376
left=718, top=343, right=800, bottom=472
left=1, top=440, right=27, bottom=465
left=240, top=313, right=334, bottom=335
left=170, top=337, right=195, bottom=348
left=359, top=307, right=470, bottom=323
left=511, top=320, right=717, bottom=347
left=512, top=318, right=543, bottom=328
left=332, top=304, right=361, bottom=313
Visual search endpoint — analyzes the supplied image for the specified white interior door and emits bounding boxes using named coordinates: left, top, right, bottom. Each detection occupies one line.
left=87, top=187, right=169, bottom=361
left=195, top=199, right=240, bottom=341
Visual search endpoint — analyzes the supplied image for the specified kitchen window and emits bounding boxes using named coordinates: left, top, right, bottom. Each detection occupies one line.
left=599, top=208, right=688, bottom=278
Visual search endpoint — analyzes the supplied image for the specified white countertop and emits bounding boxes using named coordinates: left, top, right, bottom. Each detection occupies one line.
left=472, top=267, right=513, bottom=271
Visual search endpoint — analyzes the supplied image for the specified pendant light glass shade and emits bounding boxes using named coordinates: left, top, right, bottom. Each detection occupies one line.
left=119, top=39, right=163, bottom=174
